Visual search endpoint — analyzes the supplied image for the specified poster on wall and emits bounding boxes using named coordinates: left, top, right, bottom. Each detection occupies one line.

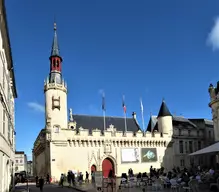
left=121, top=148, right=140, bottom=163
left=141, top=148, right=157, bottom=162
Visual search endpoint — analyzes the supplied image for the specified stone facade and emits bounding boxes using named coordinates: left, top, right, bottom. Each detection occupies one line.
left=208, top=83, right=219, bottom=142
left=33, top=23, right=213, bottom=182
left=0, top=0, right=17, bottom=191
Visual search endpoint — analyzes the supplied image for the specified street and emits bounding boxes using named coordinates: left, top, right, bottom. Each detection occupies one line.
left=15, top=184, right=82, bottom=192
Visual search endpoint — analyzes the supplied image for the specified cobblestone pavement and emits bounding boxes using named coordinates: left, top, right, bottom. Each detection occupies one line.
left=14, top=183, right=80, bottom=192
left=14, top=182, right=211, bottom=192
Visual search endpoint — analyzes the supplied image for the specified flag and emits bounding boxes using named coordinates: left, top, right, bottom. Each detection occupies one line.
left=122, top=95, right=127, bottom=113
left=102, top=92, right=106, bottom=111
left=140, top=98, right=143, bottom=113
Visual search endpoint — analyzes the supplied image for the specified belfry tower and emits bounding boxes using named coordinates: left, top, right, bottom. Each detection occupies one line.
left=44, top=23, right=68, bottom=130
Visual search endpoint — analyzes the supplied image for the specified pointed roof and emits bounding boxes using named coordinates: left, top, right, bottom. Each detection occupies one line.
left=146, top=115, right=158, bottom=132
left=157, top=99, right=172, bottom=118
left=51, top=22, right=60, bottom=57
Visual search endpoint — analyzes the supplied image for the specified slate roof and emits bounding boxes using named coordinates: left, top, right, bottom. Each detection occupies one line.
left=146, top=115, right=201, bottom=132
left=173, top=116, right=197, bottom=127
left=50, top=23, right=60, bottom=57
left=157, top=100, right=172, bottom=117
left=146, top=116, right=157, bottom=132
left=189, top=118, right=213, bottom=128
left=72, top=114, right=140, bottom=133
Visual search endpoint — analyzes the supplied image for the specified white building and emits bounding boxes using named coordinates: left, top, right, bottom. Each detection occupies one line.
left=0, top=0, right=17, bottom=191
left=15, top=151, right=27, bottom=173
left=32, top=23, right=213, bottom=181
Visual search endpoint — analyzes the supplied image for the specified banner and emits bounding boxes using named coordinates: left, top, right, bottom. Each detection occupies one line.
left=121, top=148, right=139, bottom=163
left=141, top=148, right=157, bottom=162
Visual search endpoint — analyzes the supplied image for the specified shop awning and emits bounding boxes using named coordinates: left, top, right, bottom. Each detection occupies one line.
left=189, top=142, right=219, bottom=156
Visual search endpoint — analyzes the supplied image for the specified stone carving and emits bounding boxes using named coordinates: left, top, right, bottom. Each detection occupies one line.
left=107, top=124, right=116, bottom=133
left=104, top=141, right=112, bottom=154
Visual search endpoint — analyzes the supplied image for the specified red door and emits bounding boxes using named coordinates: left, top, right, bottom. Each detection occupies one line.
left=102, top=158, right=113, bottom=178
left=91, top=165, right=96, bottom=172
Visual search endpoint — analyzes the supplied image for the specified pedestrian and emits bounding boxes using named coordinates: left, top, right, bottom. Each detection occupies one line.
left=35, top=175, right=39, bottom=186
left=85, top=171, right=89, bottom=183
left=46, top=174, right=50, bottom=184
left=59, top=174, right=64, bottom=187
left=38, top=176, right=44, bottom=191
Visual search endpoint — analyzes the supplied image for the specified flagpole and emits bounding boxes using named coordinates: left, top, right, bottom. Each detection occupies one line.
left=122, top=95, right=127, bottom=133
left=103, top=109, right=106, bottom=132
left=102, top=92, right=106, bottom=132
left=140, top=98, right=145, bottom=131
left=124, top=111, right=127, bottom=133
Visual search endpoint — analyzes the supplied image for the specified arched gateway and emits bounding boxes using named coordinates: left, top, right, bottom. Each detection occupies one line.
left=102, top=158, right=114, bottom=178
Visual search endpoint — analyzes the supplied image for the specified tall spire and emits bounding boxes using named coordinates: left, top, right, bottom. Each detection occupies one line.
left=51, top=22, right=60, bottom=57
left=48, top=22, right=63, bottom=84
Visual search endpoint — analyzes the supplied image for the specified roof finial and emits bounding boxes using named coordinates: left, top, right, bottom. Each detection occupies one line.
left=54, top=22, right=57, bottom=31
left=53, top=15, right=57, bottom=30
left=162, top=97, right=165, bottom=102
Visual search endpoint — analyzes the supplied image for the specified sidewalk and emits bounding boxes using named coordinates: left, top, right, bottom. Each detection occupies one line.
left=13, top=183, right=35, bottom=192
left=61, top=181, right=211, bottom=192
left=13, top=184, right=28, bottom=192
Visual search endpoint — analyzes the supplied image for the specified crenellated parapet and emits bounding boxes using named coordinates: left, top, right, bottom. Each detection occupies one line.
left=52, top=123, right=170, bottom=149
left=62, top=133, right=168, bottom=148
left=44, top=77, right=67, bottom=93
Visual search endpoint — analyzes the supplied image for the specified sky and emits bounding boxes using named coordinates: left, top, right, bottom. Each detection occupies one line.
left=5, top=0, right=219, bottom=159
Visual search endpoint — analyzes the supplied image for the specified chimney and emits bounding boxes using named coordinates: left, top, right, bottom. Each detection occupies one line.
left=132, top=112, right=136, bottom=119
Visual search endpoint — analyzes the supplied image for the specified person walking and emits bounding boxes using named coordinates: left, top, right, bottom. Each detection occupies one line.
left=46, top=174, right=50, bottom=184
left=38, top=176, right=44, bottom=192
left=59, top=174, right=64, bottom=188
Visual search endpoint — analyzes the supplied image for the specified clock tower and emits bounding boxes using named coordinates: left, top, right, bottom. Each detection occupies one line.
left=44, top=23, right=68, bottom=131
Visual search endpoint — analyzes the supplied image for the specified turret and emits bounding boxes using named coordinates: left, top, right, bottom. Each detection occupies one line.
left=44, top=23, right=68, bottom=130
left=208, top=83, right=217, bottom=101
left=208, top=82, right=219, bottom=141
left=157, top=99, right=173, bottom=136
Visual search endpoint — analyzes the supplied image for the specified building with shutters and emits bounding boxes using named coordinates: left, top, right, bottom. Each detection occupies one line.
left=0, top=0, right=17, bottom=191
left=15, top=151, right=27, bottom=173
left=32, top=22, right=213, bottom=182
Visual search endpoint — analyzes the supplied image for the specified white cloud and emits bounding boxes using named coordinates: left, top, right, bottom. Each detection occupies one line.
left=27, top=102, right=44, bottom=113
left=207, top=17, right=219, bottom=50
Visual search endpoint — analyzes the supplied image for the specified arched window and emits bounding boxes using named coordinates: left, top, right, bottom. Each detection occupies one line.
left=56, top=60, right=59, bottom=68
left=53, top=59, right=56, bottom=68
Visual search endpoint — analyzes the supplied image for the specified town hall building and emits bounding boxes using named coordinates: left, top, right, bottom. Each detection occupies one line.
left=32, top=23, right=214, bottom=182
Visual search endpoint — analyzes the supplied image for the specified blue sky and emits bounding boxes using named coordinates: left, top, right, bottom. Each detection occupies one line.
left=5, top=0, right=219, bottom=159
